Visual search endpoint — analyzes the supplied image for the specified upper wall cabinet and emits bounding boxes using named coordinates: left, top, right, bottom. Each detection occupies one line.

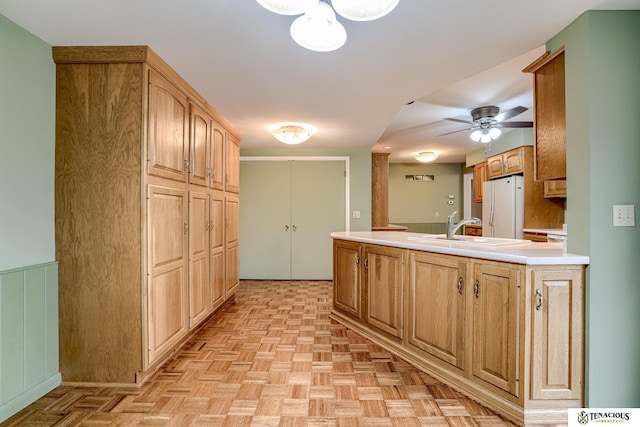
left=523, top=47, right=566, bottom=182
left=148, top=70, right=189, bottom=182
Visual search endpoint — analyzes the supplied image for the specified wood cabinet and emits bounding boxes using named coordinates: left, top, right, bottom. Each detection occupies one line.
left=524, top=47, right=566, bottom=182
left=330, top=238, right=585, bottom=425
left=408, top=252, right=466, bottom=371
left=225, top=132, right=240, bottom=193
left=363, top=244, right=404, bottom=339
left=523, top=231, right=548, bottom=242
left=487, top=147, right=525, bottom=179
left=544, top=179, right=567, bottom=198
left=225, top=193, right=240, bottom=296
left=53, top=46, right=240, bottom=384
left=529, top=267, right=583, bottom=402
left=210, top=191, right=225, bottom=309
left=333, top=239, right=362, bottom=318
left=464, top=224, right=482, bottom=236
left=148, top=70, right=189, bottom=182
left=472, top=162, right=488, bottom=202
left=471, top=261, right=523, bottom=397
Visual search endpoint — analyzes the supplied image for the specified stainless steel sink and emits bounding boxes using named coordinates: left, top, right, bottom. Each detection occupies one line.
left=407, top=234, right=531, bottom=247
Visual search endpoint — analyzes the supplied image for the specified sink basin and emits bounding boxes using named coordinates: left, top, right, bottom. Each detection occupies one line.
left=407, top=234, right=531, bottom=247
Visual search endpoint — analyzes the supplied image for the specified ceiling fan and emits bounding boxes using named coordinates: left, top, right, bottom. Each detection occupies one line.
left=441, top=105, right=533, bottom=142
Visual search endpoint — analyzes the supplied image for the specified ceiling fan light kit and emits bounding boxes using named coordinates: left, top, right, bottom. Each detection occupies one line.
left=257, top=0, right=399, bottom=52
left=415, top=151, right=439, bottom=162
left=442, top=105, right=533, bottom=144
left=271, top=124, right=314, bottom=144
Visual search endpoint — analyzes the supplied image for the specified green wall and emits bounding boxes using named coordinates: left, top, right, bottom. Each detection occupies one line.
left=0, top=15, right=56, bottom=271
left=240, top=147, right=372, bottom=231
left=388, top=163, right=463, bottom=226
left=549, top=11, right=640, bottom=407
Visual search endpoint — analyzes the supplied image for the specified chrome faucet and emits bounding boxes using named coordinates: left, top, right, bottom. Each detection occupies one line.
left=446, top=211, right=481, bottom=239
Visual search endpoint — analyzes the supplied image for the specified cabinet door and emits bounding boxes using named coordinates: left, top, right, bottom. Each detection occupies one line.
left=503, top=148, right=524, bottom=176
left=333, top=240, right=361, bottom=318
left=210, top=191, right=225, bottom=309
left=147, top=185, right=189, bottom=365
left=408, top=252, right=466, bottom=370
left=189, top=103, right=211, bottom=187
left=188, top=191, right=210, bottom=328
left=210, top=121, right=225, bottom=190
left=530, top=268, right=583, bottom=401
left=225, top=132, right=240, bottom=193
left=225, top=194, right=240, bottom=297
left=473, top=162, right=487, bottom=202
left=532, top=49, right=566, bottom=181
left=487, top=155, right=504, bottom=179
left=472, top=262, right=522, bottom=397
left=364, top=244, right=404, bottom=339
left=147, top=70, right=188, bottom=182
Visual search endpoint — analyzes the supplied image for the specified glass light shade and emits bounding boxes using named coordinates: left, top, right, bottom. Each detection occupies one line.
left=470, top=130, right=482, bottom=142
left=256, top=0, right=317, bottom=15
left=415, top=151, right=439, bottom=163
left=489, top=127, right=502, bottom=139
left=290, top=2, right=347, bottom=52
left=480, top=132, right=492, bottom=143
left=331, top=0, right=399, bottom=21
left=271, top=125, right=313, bottom=144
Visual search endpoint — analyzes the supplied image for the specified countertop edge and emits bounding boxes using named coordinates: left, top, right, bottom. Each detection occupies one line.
left=331, top=231, right=589, bottom=266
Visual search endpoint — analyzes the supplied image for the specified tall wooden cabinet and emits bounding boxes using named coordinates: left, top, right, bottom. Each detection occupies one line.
left=53, top=46, right=240, bottom=384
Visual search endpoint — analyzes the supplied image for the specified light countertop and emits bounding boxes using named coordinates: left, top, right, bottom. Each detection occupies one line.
left=523, top=228, right=567, bottom=236
left=331, top=231, right=588, bottom=265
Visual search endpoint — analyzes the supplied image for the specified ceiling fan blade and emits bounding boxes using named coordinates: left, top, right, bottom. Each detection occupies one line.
left=500, top=121, right=533, bottom=128
left=444, top=117, right=474, bottom=125
left=495, top=106, right=527, bottom=122
left=438, top=127, right=474, bottom=136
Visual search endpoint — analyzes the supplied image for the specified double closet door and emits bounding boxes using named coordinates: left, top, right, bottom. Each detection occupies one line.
left=240, top=159, right=346, bottom=280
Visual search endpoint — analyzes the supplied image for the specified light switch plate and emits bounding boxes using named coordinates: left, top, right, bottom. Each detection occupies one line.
left=352, top=210, right=361, bottom=219
left=613, top=205, right=635, bottom=227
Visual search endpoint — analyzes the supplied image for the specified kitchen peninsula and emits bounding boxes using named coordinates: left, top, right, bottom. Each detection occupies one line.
left=331, top=231, right=588, bottom=425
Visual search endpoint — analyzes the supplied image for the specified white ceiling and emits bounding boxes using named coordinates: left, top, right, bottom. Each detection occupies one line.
left=1, top=0, right=638, bottom=163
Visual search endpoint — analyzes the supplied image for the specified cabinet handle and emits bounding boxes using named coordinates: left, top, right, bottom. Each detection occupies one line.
left=474, top=279, right=479, bottom=298
left=292, top=225, right=297, bottom=232
left=356, top=255, right=360, bottom=268
left=184, top=222, right=189, bottom=235
left=184, top=159, right=189, bottom=172
left=536, top=289, right=543, bottom=311
left=284, top=224, right=290, bottom=231
left=210, top=219, right=214, bottom=230
left=458, top=277, right=463, bottom=295
left=364, top=257, right=369, bottom=270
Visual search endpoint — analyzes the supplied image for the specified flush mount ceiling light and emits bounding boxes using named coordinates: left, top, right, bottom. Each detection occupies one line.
left=271, top=124, right=314, bottom=144
left=331, top=0, right=399, bottom=21
left=256, top=0, right=399, bottom=52
left=415, top=151, right=439, bottom=163
left=290, top=2, right=347, bottom=52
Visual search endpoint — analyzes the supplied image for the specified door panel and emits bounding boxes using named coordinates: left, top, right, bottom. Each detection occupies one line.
left=239, top=161, right=291, bottom=279
left=240, top=159, right=346, bottom=280
left=291, top=161, right=345, bottom=279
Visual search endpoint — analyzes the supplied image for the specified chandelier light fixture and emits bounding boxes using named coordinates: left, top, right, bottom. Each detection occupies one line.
left=271, top=124, right=314, bottom=144
left=414, top=151, right=439, bottom=163
left=257, top=0, right=399, bottom=52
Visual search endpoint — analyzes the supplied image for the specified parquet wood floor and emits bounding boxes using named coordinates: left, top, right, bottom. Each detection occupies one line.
left=3, top=280, right=562, bottom=426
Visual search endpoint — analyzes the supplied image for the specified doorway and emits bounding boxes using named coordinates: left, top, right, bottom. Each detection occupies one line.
left=240, top=157, right=348, bottom=280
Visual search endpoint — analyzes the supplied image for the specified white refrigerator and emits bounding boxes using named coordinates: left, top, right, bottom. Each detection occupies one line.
left=482, top=175, right=524, bottom=239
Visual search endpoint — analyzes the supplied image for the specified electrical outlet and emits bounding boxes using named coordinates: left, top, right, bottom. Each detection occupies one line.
left=613, top=205, right=635, bottom=227
left=352, top=210, right=361, bottom=219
